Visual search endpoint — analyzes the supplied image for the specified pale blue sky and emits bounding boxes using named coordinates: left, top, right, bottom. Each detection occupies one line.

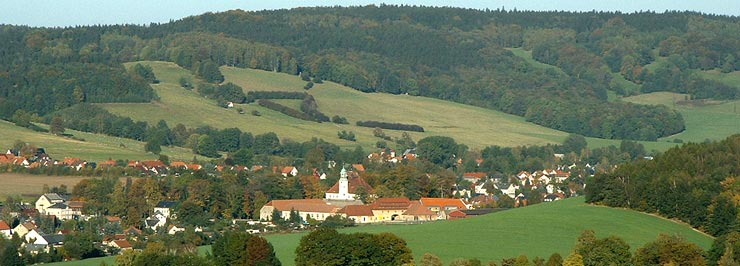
left=2, top=1, right=739, bottom=27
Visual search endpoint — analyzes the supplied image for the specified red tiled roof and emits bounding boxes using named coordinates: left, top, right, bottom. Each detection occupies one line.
left=352, top=164, right=365, bottom=172
left=370, top=197, right=411, bottom=210
left=326, top=176, right=374, bottom=194
left=420, top=198, right=468, bottom=210
left=98, top=160, right=116, bottom=167
left=141, top=160, right=166, bottom=168
left=337, top=205, right=374, bottom=217
left=0, top=220, right=10, bottom=230
left=463, top=172, right=487, bottom=179
left=68, top=201, right=85, bottom=209
left=187, top=164, right=202, bottom=170
left=105, top=216, right=121, bottom=223
left=448, top=210, right=467, bottom=218
left=282, top=166, right=296, bottom=174
left=403, top=202, right=436, bottom=216
left=267, top=199, right=339, bottom=213
left=113, top=239, right=132, bottom=249
left=170, top=161, right=187, bottom=168
left=124, top=226, right=142, bottom=235
left=555, top=170, right=570, bottom=177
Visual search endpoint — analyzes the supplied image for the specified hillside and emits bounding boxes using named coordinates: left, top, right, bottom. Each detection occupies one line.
left=0, top=120, right=196, bottom=162
left=263, top=197, right=712, bottom=265
left=101, top=61, right=569, bottom=149
left=624, top=92, right=740, bottom=143
left=507, top=48, right=740, bottom=151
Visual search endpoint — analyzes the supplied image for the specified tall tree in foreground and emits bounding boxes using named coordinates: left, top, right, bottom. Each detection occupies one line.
left=633, top=234, right=705, bottom=266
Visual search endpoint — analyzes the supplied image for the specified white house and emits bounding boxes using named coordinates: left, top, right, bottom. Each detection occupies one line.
left=35, top=193, right=65, bottom=214
left=154, top=201, right=177, bottom=219
left=167, top=224, right=185, bottom=235
left=259, top=199, right=342, bottom=222
left=498, top=184, right=519, bottom=199
left=281, top=166, right=298, bottom=177
left=45, top=202, right=81, bottom=220
left=0, top=220, right=12, bottom=238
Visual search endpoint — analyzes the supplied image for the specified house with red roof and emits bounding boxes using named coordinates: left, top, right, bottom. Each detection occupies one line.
left=281, top=166, right=298, bottom=177
left=420, top=197, right=468, bottom=220
left=0, top=220, right=12, bottom=238
left=462, top=172, right=487, bottom=183
left=401, top=201, right=437, bottom=222
left=259, top=199, right=343, bottom=222
left=369, top=197, right=411, bottom=221
left=337, top=205, right=376, bottom=224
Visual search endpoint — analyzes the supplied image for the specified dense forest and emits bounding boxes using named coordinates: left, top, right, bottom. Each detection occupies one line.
left=586, top=134, right=740, bottom=239
left=1, top=6, right=740, bottom=141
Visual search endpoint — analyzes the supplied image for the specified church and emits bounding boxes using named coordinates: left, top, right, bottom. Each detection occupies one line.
left=324, top=167, right=374, bottom=201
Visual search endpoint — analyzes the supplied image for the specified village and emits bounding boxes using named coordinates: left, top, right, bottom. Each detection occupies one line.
left=0, top=144, right=586, bottom=262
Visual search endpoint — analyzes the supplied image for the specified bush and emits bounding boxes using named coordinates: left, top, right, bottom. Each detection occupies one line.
left=356, top=120, right=424, bottom=132
left=338, top=130, right=356, bottom=141
left=331, top=115, right=348, bottom=124
left=304, top=81, right=314, bottom=90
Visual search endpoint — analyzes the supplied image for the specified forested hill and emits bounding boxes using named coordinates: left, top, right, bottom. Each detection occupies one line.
left=1, top=6, right=739, bottom=141
left=585, top=134, right=740, bottom=240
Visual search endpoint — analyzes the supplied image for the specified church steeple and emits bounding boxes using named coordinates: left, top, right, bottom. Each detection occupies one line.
left=339, top=166, right=348, bottom=197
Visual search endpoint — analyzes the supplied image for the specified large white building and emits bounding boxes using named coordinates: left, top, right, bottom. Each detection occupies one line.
left=324, top=168, right=373, bottom=201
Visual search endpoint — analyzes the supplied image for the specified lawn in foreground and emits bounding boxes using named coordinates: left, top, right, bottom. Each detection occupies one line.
left=264, top=197, right=712, bottom=265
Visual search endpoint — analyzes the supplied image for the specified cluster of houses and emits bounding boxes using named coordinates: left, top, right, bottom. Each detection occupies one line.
left=260, top=167, right=488, bottom=224
left=0, top=192, right=192, bottom=255
left=0, top=193, right=135, bottom=254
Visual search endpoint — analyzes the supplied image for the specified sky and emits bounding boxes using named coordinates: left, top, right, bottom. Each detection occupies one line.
left=2, top=0, right=739, bottom=28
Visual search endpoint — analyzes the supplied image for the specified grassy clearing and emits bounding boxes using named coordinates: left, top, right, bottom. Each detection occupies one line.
left=624, top=92, right=740, bottom=143
left=0, top=120, right=196, bottom=162
left=506, top=48, right=566, bottom=75
left=102, top=61, right=569, bottom=150
left=0, top=173, right=92, bottom=200
left=260, top=197, right=712, bottom=265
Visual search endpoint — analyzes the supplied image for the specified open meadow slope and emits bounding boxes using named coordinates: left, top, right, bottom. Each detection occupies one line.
left=0, top=120, right=196, bottom=162
left=507, top=49, right=740, bottom=151
left=101, top=61, right=569, bottom=149
left=264, top=197, right=713, bottom=265
left=624, top=92, right=740, bottom=143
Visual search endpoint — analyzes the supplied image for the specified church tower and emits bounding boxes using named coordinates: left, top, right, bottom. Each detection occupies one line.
left=339, top=167, right=348, bottom=198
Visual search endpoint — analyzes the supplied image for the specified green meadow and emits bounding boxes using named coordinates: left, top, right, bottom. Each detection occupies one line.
left=260, top=197, right=712, bottom=265
left=0, top=120, right=196, bottom=162
left=624, top=92, right=740, bottom=143
left=507, top=49, right=740, bottom=152
left=101, top=61, right=569, bottom=150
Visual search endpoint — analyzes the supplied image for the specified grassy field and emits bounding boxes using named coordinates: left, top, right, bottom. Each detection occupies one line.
left=0, top=120, right=197, bottom=162
left=49, top=198, right=711, bottom=266
left=0, top=173, right=94, bottom=200
left=261, top=197, right=712, bottom=265
left=101, top=61, right=569, bottom=150
left=624, top=92, right=740, bottom=143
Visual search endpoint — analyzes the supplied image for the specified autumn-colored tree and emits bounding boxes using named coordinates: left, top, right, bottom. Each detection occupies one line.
left=562, top=252, right=584, bottom=266
left=633, top=234, right=705, bottom=266
left=246, top=235, right=281, bottom=266
left=419, top=253, right=443, bottom=266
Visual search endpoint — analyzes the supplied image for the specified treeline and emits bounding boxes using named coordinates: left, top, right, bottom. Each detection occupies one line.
left=3, top=7, right=740, bottom=140
left=356, top=121, right=424, bottom=132
left=246, top=91, right=306, bottom=102
left=198, top=82, right=247, bottom=106
left=0, top=63, right=155, bottom=119
left=295, top=228, right=412, bottom=266
left=585, top=134, right=740, bottom=238
left=258, top=99, right=315, bottom=122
